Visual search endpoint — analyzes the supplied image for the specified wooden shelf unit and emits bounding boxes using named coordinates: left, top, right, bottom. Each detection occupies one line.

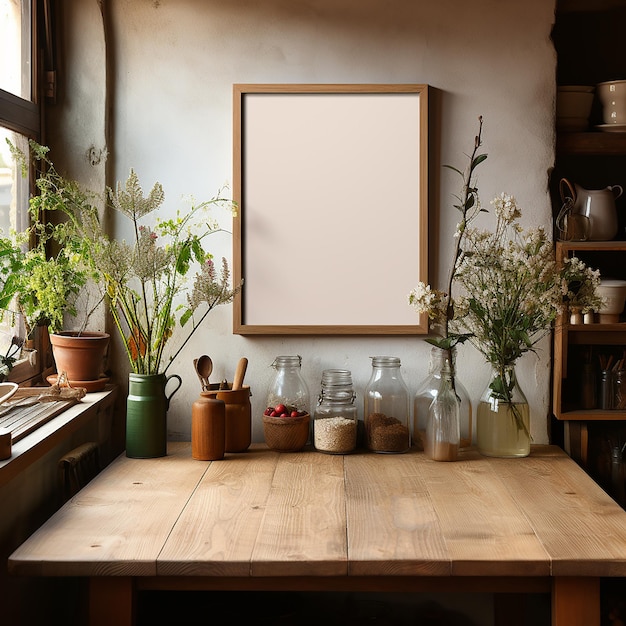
left=551, top=5, right=626, bottom=508
left=553, top=241, right=626, bottom=480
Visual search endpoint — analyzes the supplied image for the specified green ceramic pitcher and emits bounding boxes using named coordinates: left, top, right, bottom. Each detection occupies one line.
left=126, top=373, right=182, bottom=458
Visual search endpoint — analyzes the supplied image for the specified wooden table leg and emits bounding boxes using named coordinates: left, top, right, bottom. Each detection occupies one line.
left=564, top=422, right=589, bottom=467
left=89, top=577, right=135, bottom=626
left=552, top=577, right=600, bottom=626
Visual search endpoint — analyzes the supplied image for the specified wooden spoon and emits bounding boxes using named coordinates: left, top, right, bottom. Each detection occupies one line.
left=232, top=357, right=248, bottom=391
left=193, top=358, right=203, bottom=390
left=195, top=355, right=213, bottom=390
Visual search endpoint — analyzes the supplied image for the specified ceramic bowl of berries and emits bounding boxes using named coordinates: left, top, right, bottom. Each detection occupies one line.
left=262, top=403, right=310, bottom=452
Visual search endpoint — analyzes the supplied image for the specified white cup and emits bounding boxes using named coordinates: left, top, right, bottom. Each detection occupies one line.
left=597, top=80, right=626, bottom=125
left=596, top=279, right=626, bottom=323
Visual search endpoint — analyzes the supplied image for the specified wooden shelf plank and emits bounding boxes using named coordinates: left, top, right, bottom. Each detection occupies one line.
left=557, top=132, right=626, bottom=156
left=558, top=0, right=626, bottom=14
left=556, top=241, right=626, bottom=252
left=555, top=409, right=626, bottom=421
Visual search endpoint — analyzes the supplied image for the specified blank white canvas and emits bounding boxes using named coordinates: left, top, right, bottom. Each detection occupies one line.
left=242, top=91, right=423, bottom=327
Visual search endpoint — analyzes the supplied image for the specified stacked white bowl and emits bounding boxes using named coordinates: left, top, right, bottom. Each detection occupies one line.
left=556, top=85, right=595, bottom=132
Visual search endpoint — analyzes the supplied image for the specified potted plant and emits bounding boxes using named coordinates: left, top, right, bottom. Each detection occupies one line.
left=3, top=140, right=241, bottom=457
left=561, top=255, right=603, bottom=324
left=0, top=141, right=109, bottom=385
left=99, top=170, right=241, bottom=458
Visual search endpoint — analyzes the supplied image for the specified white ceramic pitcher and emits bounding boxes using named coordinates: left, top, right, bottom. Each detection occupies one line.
left=560, top=178, right=623, bottom=241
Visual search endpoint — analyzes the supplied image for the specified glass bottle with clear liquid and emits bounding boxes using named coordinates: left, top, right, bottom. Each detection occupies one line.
left=414, top=347, right=474, bottom=451
left=477, top=364, right=530, bottom=458
left=424, top=358, right=461, bottom=461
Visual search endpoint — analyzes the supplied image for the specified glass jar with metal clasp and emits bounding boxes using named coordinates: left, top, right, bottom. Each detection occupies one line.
left=313, top=369, right=358, bottom=454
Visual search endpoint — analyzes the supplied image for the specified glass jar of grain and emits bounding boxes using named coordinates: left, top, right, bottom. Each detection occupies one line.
left=364, top=356, right=410, bottom=453
left=313, top=369, right=358, bottom=454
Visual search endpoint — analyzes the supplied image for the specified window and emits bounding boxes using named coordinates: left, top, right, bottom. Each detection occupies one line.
left=0, top=0, right=42, bottom=383
left=0, top=0, right=31, bottom=100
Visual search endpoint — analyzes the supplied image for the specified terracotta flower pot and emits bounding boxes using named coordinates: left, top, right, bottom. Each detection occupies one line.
left=49, top=331, right=110, bottom=382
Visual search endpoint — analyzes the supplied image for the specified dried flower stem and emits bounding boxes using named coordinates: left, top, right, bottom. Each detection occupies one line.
left=443, top=116, right=485, bottom=372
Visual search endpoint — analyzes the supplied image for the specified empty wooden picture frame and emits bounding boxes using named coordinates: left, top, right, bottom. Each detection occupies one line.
left=233, top=83, right=429, bottom=335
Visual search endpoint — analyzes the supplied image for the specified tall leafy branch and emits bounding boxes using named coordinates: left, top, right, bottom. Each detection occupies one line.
left=440, top=116, right=487, bottom=351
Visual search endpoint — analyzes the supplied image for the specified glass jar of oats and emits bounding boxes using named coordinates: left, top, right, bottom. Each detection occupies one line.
left=313, top=369, right=357, bottom=454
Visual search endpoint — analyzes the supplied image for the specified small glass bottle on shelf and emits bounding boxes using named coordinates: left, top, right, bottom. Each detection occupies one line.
left=600, top=369, right=614, bottom=410
left=313, top=369, right=358, bottom=454
left=610, top=444, right=626, bottom=508
left=615, top=369, right=626, bottom=410
left=364, top=356, right=410, bottom=453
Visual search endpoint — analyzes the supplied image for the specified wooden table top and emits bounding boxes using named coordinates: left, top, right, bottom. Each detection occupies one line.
left=9, top=443, right=626, bottom=580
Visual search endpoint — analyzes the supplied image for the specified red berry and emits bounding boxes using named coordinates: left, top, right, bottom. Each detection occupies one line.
left=274, top=403, right=287, bottom=415
left=290, top=410, right=299, bottom=417
left=280, top=412, right=288, bottom=418
left=270, top=410, right=279, bottom=417
left=264, top=407, right=273, bottom=416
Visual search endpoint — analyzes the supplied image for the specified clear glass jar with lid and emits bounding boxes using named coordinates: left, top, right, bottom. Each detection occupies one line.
left=313, top=369, right=358, bottom=454
left=265, top=355, right=311, bottom=416
left=414, top=346, right=474, bottom=451
left=364, top=356, right=410, bottom=453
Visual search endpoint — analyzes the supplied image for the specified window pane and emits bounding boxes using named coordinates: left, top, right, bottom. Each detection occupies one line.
left=0, top=127, right=29, bottom=365
left=0, top=0, right=31, bottom=100
left=0, top=0, right=38, bottom=383
left=0, top=127, right=29, bottom=235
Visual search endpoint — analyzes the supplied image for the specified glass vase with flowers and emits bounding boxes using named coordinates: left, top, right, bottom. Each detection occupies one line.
left=454, top=193, right=601, bottom=457
left=408, top=117, right=486, bottom=460
left=409, top=119, right=602, bottom=459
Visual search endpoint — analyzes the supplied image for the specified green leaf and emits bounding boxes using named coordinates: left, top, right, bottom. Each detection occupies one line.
left=425, top=333, right=472, bottom=351
left=180, top=308, right=192, bottom=327
left=191, top=238, right=204, bottom=263
left=443, top=164, right=464, bottom=176
left=489, top=375, right=508, bottom=399
left=426, top=337, right=450, bottom=350
left=472, top=154, right=488, bottom=168
left=176, top=242, right=192, bottom=274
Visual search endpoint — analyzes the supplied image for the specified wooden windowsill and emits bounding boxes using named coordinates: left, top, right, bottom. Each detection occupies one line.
left=0, top=385, right=117, bottom=488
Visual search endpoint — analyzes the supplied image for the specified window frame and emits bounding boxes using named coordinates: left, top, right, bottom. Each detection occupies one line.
left=1, top=0, right=46, bottom=385
left=0, top=0, right=40, bottom=139
left=0, top=89, right=40, bottom=138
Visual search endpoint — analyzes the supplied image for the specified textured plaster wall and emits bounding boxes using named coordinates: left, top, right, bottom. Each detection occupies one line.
left=53, top=0, right=557, bottom=445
